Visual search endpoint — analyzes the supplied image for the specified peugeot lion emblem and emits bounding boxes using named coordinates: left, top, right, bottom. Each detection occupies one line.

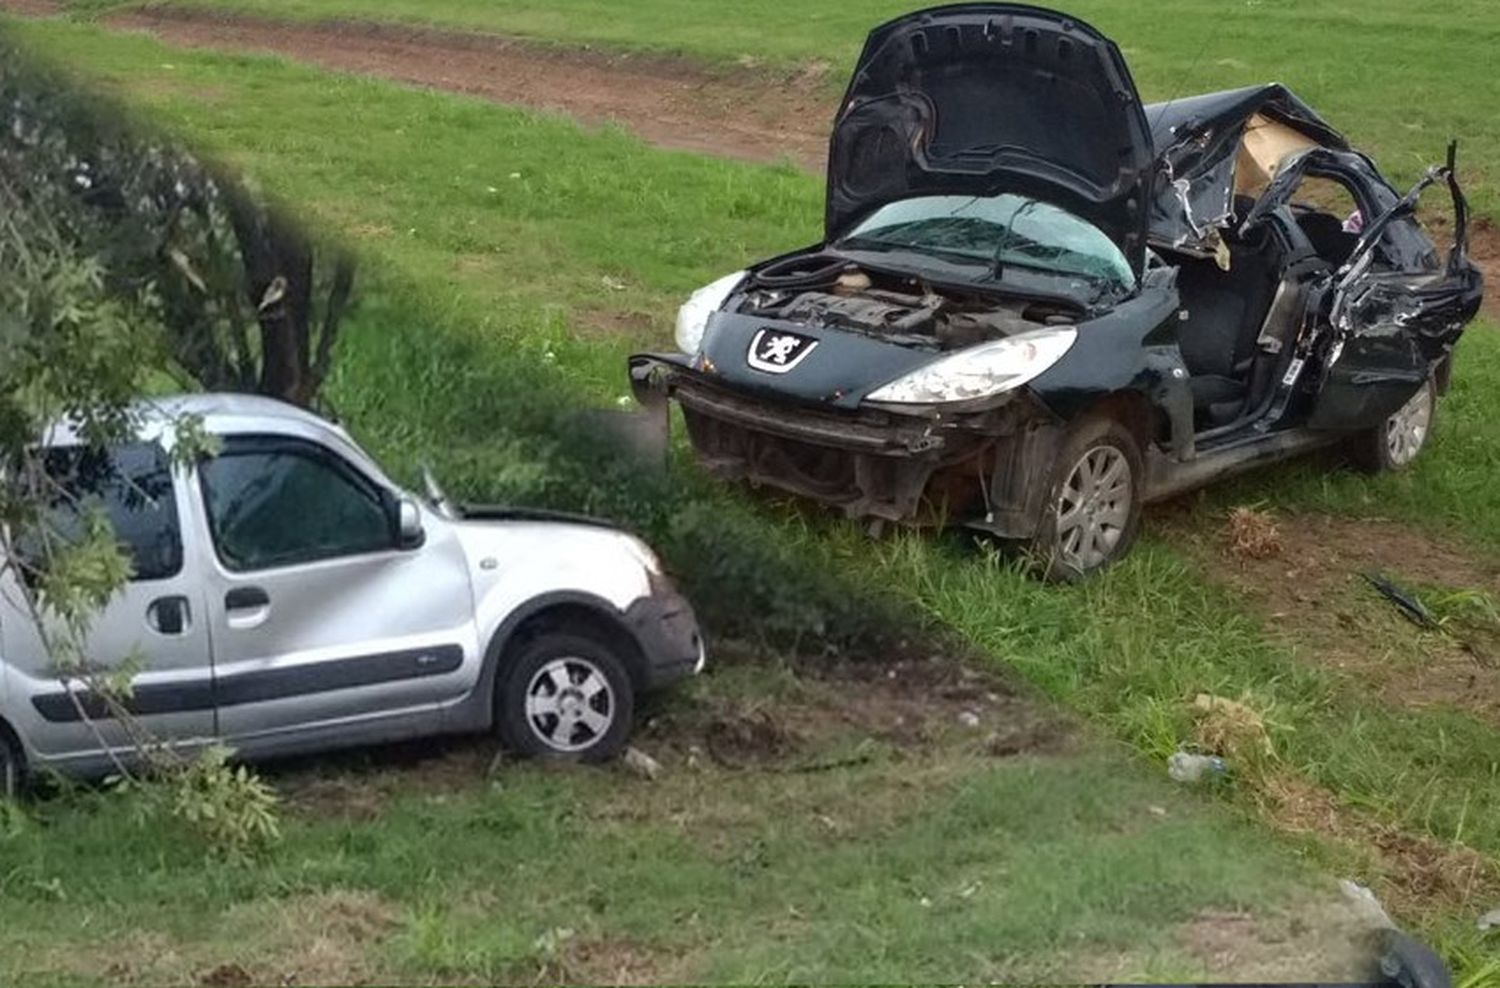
left=747, top=328, right=818, bottom=373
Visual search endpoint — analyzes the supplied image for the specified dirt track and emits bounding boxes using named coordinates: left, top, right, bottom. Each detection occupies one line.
left=102, top=5, right=836, bottom=171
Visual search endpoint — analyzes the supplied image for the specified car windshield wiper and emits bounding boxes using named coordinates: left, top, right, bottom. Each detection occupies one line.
left=836, top=236, right=905, bottom=253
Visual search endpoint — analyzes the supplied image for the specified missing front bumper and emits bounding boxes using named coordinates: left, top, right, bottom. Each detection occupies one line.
left=630, top=354, right=1061, bottom=537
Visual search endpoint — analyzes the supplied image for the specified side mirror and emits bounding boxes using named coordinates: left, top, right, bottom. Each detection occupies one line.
left=396, top=496, right=426, bottom=550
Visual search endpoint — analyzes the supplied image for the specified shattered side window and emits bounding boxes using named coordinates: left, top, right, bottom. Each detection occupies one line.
left=1287, top=176, right=1363, bottom=267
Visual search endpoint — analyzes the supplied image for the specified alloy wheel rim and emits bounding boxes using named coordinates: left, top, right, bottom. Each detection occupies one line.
left=1385, top=383, right=1432, bottom=467
left=525, top=657, right=615, bottom=753
left=1054, top=444, right=1132, bottom=571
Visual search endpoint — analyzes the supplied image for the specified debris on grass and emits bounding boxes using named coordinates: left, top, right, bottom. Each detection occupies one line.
left=1192, top=692, right=1275, bottom=761
left=1168, top=751, right=1228, bottom=784
left=1364, top=573, right=1439, bottom=629
left=1224, top=506, right=1283, bottom=560
left=703, top=708, right=800, bottom=769
left=1339, top=879, right=1396, bottom=930
left=1478, top=906, right=1500, bottom=931
left=621, top=747, right=663, bottom=781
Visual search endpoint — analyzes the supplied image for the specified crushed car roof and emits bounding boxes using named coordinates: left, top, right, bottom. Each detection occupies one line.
left=1142, top=83, right=1352, bottom=254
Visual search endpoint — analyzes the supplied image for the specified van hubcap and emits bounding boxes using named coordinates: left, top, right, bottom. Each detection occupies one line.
left=1385, top=383, right=1432, bottom=466
left=1055, top=445, right=1132, bottom=571
left=525, top=657, right=614, bottom=752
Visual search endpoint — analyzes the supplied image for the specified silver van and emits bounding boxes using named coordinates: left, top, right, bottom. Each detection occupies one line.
left=0, top=394, right=703, bottom=793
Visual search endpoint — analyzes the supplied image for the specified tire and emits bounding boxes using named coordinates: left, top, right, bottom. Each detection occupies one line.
left=1026, top=414, right=1144, bottom=581
left=495, top=631, right=635, bottom=762
left=0, top=728, right=24, bottom=801
left=1349, top=379, right=1435, bottom=473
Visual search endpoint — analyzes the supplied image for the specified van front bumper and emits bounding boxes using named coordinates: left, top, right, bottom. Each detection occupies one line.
left=626, top=582, right=705, bottom=690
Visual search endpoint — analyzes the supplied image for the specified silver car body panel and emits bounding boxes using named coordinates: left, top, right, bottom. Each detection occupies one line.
left=1, top=394, right=696, bottom=778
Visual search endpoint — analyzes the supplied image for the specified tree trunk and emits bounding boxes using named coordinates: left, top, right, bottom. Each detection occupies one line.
left=223, top=186, right=316, bottom=407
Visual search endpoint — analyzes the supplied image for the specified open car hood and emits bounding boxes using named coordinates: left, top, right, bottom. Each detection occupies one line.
left=1144, top=84, right=1349, bottom=254
left=827, top=3, right=1156, bottom=278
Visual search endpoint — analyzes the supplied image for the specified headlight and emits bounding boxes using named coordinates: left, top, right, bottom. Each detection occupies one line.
left=865, top=326, right=1078, bottom=405
left=674, top=270, right=746, bottom=354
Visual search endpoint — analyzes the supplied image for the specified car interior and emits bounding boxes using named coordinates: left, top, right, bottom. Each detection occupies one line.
left=1167, top=170, right=1360, bottom=434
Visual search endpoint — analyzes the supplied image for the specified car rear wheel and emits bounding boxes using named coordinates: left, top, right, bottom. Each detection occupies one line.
left=496, top=632, right=634, bottom=762
left=1350, top=379, right=1435, bottom=473
left=1027, top=415, right=1144, bottom=581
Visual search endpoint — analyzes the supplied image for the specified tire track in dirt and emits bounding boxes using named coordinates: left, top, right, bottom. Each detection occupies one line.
left=60, top=3, right=835, bottom=172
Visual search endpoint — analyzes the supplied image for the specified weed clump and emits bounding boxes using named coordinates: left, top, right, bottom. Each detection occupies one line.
left=1223, top=506, right=1283, bottom=560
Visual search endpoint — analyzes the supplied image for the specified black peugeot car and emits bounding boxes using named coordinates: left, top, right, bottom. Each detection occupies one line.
left=629, top=3, right=1482, bottom=578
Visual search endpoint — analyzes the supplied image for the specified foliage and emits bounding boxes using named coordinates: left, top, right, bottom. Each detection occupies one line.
left=0, top=40, right=353, bottom=408
left=0, top=161, right=167, bottom=768
left=0, top=39, right=282, bottom=850
left=166, top=746, right=282, bottom=853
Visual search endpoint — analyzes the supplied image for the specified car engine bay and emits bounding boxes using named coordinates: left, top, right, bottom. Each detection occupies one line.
left=732, top=256, right=1078, bottom=350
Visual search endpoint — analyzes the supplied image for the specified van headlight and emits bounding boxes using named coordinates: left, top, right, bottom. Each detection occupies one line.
left=865, top=326, right=1077, bottom=405
left=674, top=270, right=746, bottom=354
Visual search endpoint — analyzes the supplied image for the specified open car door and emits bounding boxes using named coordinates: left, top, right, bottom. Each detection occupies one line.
left=1244, top=144, right=1483, bottom=431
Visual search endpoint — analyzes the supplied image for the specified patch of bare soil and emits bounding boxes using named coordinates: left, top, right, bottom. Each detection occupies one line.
left=1260, top=773, right=1500, bottom=917
left=275, top=735, right=497, bottom=820
left=546, top=937, right=688, bottom=985
left=217, top=889, right=401, bottom=986
left=1166, top=507, right=1500, bottom=727
left=50, top=889, right=401, bottom=986
left=0, top=0, right=60, bottom=16
left=93, top=5, right=832, bottom=171
left=1469, top=219, right=1500, bottom=321
left=639, top=641, right=1073, bottom=773
left=271, top=638, right=1070, bottom=826
left=1174, top=902, right=1385, bottom=982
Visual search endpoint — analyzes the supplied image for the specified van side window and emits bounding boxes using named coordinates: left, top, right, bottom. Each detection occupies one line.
left=31, top=442, right=183, bottom=582
left=199, top=437, right=393, bottom=571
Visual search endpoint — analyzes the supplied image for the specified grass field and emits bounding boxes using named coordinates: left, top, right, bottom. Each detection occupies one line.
left=90, top=0, right=1500, bottom=220
left=5, top=3, right=1500, bottom=981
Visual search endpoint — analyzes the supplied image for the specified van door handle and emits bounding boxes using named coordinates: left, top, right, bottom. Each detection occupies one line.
left=224, top=586, right=271, bottom=630
left=225, top=586, right=269, bottom=610
left=147, top=595, right=191, bottom=635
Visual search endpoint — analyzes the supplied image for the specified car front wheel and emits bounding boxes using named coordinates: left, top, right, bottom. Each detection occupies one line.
left=496, top=631, right=635, bottom=762
left=1027, top=415, right=1144, bottom=581
left=1351, top=379, right=1435, bottom=473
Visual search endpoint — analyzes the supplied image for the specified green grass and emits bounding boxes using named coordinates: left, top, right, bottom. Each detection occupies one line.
left=100, top=0, right=1500, bottom=220
left=6, top=10, right=1500, bottom=977
left=0, top=731, right=1335, bottom=984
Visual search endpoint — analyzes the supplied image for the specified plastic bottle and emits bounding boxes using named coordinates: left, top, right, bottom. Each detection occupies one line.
left=1167, top=751, right=1228, bottom=783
